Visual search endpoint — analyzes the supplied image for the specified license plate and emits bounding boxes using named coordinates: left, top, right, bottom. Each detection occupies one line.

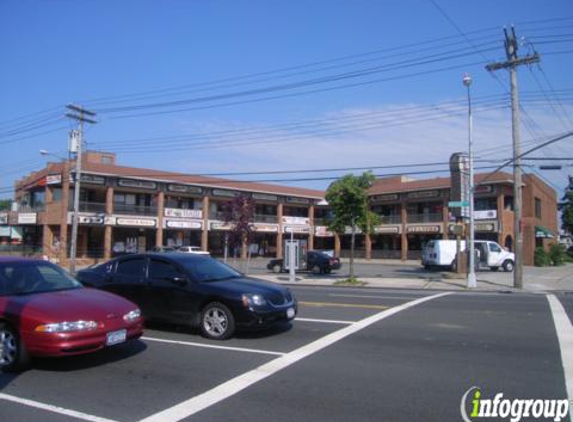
left=106, top=329, right=127, bottom=346
left=286, top=308, right=295, bottom=319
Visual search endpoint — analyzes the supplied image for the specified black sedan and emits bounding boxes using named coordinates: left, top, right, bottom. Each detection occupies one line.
left=267, top=250, right=341, bottom=274
left=77, top=253, right=297, bottom=340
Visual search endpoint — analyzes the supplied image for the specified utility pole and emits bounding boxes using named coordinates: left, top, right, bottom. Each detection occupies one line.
left=485, top=26, right=540, bottom=289
left=65, top=104, right=96, bottom=275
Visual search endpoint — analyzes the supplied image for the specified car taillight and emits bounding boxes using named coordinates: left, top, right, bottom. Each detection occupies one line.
left=329, top=259, right=334, bottom=265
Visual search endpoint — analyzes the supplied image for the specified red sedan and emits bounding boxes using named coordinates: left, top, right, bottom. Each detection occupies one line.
left=0, top=257, right=143, bottom=371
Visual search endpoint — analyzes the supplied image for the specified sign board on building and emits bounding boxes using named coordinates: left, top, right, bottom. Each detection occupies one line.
left=46, top=174, right=62, bottom=185
left=281, top=216, right=309, bottom=225
left=167, top=184, right=203, bottom=194
left=344, top=226, right=363, bottom=235
left=252, top=193, right=278, bottom=202
left=79, top=215, right=105, bottom=225
left=373, top=226, right=401, bottom=234
left=116, top=217, right=156, bottom=227
left=449, top=152, right=470, bottom=219
left=315, top=226, right=334, bottom=237
left=164, top=208, right=203, bottom=219
left=210, top=222, right=233, bottom=231
left=18, top=213, right=37, bottom=225
left=165, top=220, right=203, bottom=229
left=285, top=197, right=311, bottom=205
left=117, top=179, right=157, bottom=190
left=0, top=226, right=10, bottom=237
left=284, top=225, right=310, bottom=234
left=474, top=210, right=497, bottom=220
left=407, top=190, right=441, bottom=199
left=371, top=194, right=399, bottom=202
left=212, top=189, right=240, bottom=198
left=475, top=222, right=498, bottom=232
left=253, top=224, right=279, bottom=233
left=81, top=174, right=106, bottom=185
left=407, top=225, right=441, bottom=234
left=474, top=185, right=494, bottom=194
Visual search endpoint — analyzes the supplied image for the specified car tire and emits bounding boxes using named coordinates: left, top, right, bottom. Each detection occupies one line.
left=200, top=302, right=236, bottom=340
left=311, top=265, right=321, bottom=275
left=490, top=267, right=499, bottom=272
left=0, top=323, right=29, bottom=372
left=502, top=260, right=514, bottom=272
left=271, top=264, right=282, bottom=274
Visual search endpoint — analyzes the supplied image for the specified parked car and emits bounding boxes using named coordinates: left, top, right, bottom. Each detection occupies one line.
left=149, top=246, right=177, bottom=253
left=76, top=253, right=297, bottom=340
left=421, top=239, right=515, bottom=272
left=267, top=250, right=341, bottom=274
left=177, top=246, right=210, bottom=255
left=0, top=257, right=143, bottom=372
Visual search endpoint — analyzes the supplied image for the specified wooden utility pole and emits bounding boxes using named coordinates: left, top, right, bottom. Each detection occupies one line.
left=485, top=27, right=540, bottom=289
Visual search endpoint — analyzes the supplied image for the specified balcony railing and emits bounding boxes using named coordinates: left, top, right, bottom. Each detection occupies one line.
left=209, top=210, right=226, bottom=220
left=113, top=204, right=158, bottom=216
left=377, top=214, right=402, bottom=224
left=253, top=214, right=278, bottom=223
left=17, top=204, right=45, bottom=212
left=69, top=201, right=106, bottom=213
left=407, top=213, right=443, bottom=223
left=313, top=217, right=333, bottom=226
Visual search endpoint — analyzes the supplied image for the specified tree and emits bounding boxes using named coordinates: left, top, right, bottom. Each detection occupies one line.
left=560, top=176, right=573, bottom=235
left=0, top=199, right=11, bottom=211
left=325, top=172, right=379, bottom=280
left=222, top=194, right=255, bottom=264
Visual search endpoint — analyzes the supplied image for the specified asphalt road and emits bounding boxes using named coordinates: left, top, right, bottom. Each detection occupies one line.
left=1, top=286, right=571, bottom=422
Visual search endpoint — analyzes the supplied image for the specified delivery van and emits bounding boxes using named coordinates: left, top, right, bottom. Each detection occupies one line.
left=422, top=239, right=515, bottom=272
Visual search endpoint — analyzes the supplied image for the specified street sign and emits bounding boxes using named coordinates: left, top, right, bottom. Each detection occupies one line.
left=448, top=200, right=469, bottom=208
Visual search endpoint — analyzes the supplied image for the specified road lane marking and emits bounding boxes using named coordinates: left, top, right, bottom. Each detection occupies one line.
left=295, top=317, right=354, bottom=324
left=547, top=294, right=573, bottom=418
left=328, top=293, right=424, bottom=300
left=298, top=301, right=389, bottom=310
left=138, top=291, right=453, bottom=422
left=142, top=337, right=285, bottom=356
left=0, top=393, right=121, bottom=422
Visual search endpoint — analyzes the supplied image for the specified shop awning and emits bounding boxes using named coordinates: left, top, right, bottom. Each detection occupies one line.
left=535, top=225, right=555, bottom=239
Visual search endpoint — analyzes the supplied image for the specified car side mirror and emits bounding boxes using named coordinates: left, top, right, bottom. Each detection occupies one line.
left=165, top=276, right=188, bottom=286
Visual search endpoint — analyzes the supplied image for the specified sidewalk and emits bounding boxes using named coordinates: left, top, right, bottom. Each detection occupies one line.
left=254, top=263, right=573, bottom=293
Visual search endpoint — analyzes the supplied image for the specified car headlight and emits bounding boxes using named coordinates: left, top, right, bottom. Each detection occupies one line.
left=241, top=293, right=267, bottom=308
left=123, top=309, right=141, bottom=323
left=35, top=320, right=98, bottom=333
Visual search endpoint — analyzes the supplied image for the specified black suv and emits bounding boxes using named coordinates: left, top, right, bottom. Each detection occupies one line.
left=267, top=250, right=341, bottom=274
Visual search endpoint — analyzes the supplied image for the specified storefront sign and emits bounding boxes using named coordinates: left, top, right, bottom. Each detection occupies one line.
left=407, top=190, right=441, bottom=199
left=284, top=225, right=310, bottom=234
left=406, top=225, right=441, bottom=234
left=475, top=221, right=498, bottom=232
left=212, top=189, right=240, bottom=198
left=374, top=226, right=401, bottom=234
left=116, top=217, right=156, bottom=227
left=285, top=197, right=311, bottom=205
left=252, top=193, right=278, bottom=202
left=281, top=216, right=309, bottom=225
left=46, top=174, right=62, bottom=185
left=210, top=222, right=233, bottom=231
left=253, top=224, right=279, bottom=233
left=164, top=208, right=203, bottom=219
left=79, top=215, right=105, bottom=225
left=315, top=226, right=334, bottom=237
left=117, top=179, right=157, bottom=190
left=0, top=213, right=7, bottom=225
left=18, top=213, right=37, bottom=224
left=474, top=210, right=497, bottom=220
left=165, top=220, right=203, bottom=229
left=167, top=184, right=203, bottom=194
left=81, top=174, right=106, bottom=185
left=371, top=194, right=399, bottom=202
left=344, top=226, right=363, bottom=235
left=474, top=185, right=494, bottom=194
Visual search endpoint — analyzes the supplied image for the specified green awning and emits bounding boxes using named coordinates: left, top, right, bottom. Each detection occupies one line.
left=535, top=226, right=554, bottom=239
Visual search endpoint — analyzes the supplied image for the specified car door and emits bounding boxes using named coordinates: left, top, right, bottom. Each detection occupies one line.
left=487, top=242, right=504, bottom=266
left=108, top=256, right=150, bottom=316
left=147, top=258, right=200, bottom=324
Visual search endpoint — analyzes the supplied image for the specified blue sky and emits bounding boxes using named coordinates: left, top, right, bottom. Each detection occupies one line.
left=1, top=0, right=572, bottom=197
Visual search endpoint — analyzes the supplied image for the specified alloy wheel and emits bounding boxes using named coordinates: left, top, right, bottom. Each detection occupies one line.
left=203, top=308, right=229, bottom=337
left=0, top=329, right=17, bottom=367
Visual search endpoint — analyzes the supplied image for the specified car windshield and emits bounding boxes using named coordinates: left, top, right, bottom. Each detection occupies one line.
left=0, top=261, right=82, bottom=296
left=181, top=258, right=242, bottom=282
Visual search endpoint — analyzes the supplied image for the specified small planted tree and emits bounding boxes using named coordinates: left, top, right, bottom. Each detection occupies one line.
left=325, top=172, right=379, bottom=281
left=222, top=194, right=255, bottom=271
left=560, top=176, right=573, bottom=235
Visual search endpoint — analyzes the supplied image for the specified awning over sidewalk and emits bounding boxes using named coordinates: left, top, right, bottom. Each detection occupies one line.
left=535, top=225, right=555, bottom=239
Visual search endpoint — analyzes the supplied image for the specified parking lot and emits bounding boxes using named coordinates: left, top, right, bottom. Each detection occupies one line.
left=0, top=285, right=570, bottom=422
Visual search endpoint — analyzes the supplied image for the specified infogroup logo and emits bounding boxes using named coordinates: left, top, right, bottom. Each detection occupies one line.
left=460, top=387, right=570, bottom=422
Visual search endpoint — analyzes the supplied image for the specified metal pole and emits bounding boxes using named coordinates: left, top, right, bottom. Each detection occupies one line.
left=69, top=119, right=83, bottom=275
left=464, top=74, right=477, bottom=288
left=510, top=66, right=523, bottom=288
left=289, top=229, right=295, bottom=283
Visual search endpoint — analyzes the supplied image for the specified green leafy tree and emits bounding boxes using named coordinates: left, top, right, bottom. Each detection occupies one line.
left=0, top=199, right=11, bottom=211
left=560, top=176, right=573, bottom=234
left=325, top=172, right=380, bottom=280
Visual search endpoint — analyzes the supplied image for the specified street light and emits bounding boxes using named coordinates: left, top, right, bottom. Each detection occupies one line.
left=39, top=149, right=67, bottom=161
left=463, top=73, right=477, bottom=289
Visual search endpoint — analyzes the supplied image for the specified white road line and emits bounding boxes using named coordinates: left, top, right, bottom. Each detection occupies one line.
left=547, top=294, right=573, bottom=422
left=139, top=291, right=453, bottom=422
left=0, top=393, right=121, bottom=422
left=328, top=293, right=423, bottom=300
left=142, top=336, right=285, bottom=357
left=295, top=317, right=353, bottom=324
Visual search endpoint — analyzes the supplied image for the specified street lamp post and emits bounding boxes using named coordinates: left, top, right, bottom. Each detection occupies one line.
left=463, top=73, right=477, bottom=289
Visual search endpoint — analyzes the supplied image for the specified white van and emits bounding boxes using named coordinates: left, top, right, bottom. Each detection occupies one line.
left=421, top=239, right=515, bottom=272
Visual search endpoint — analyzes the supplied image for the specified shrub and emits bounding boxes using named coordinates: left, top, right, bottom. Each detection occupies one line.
left=549, top=243, right=567, bottom=266
left=534, top=247, right=551, bottom=267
